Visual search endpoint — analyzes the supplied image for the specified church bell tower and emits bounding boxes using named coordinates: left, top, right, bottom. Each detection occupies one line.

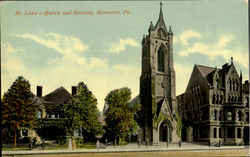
left=139, top=2, right=179, bottom=145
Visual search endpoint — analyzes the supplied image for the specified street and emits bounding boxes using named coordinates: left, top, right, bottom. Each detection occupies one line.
left=3, top=149, right=249, bottom=157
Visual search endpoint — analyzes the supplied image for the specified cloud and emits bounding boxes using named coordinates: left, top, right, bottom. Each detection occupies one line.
left=113, top=64, right=140, bottom=74
left=3, top=34, right=141, bottom=111
left=16, top=33, right=89, bottom=62
left=179, top=34, right=248, bottom=68
left=179, top=30, right=201, bottom=46
left=173, top=36, right=179, bottom=44
left=88, top=57, right=109, bottom=69
left=109, top=38, right=139, bottom=54
left=15, top=33, right=110, bottom=69
left=1, top=43, right=27, bottom=97
left=175, top=63, right=193, bottom=95
left=1, top=43, right=26, bottom=72
left=245, top=0, right=248, bottom=3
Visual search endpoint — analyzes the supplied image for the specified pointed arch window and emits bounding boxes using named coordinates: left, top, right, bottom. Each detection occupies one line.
left=157, top=46, right=165, bottom=72
left=237, top=111, right=242, bottom=121
left=212, top=94, right=216, bottom=104
left=212, top=110, right=217, bottom=120
left=215, top=79, right=219, bottom=89
left=236, top=82, right=239, bottom=91
left=220, top=95, right=223, bottom=104
left=233, top=81, right=236, bottom=91
left=229, top=80, right=232, bottom=91
left=227, top=112, right=232, bottom=121
left=218, top=110, right=222, bottom=121
left=227, top=81, right=230, bottom=90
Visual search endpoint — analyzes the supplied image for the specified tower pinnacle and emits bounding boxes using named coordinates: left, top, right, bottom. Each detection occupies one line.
left=159, top=2, right=163, bottom=21
left=155, top=2, right=167, bottom=30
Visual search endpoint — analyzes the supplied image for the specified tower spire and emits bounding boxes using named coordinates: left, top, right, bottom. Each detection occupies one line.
left=159, top=2, right=163, bottom=19
left=155, top=2, right=167, bottom=30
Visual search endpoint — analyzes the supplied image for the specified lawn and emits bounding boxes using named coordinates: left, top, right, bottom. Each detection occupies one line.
left=2, top=142, right=96, bottom=151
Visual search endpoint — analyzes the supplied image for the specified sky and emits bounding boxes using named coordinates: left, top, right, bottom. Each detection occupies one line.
left=1, top=0, right=249, bottom=111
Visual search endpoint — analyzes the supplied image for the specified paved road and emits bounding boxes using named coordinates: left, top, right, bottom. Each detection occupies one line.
left=2, top=143, right=249, bottom=157
left=2, top=149, right=249, bottom=157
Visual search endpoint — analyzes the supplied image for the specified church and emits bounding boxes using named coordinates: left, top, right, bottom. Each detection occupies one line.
left=137, top=3, right=180, bottom=145
left=130, top=2, right=249, bottom=146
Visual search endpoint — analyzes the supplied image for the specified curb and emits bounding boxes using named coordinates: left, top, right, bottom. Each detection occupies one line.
left=2, top=146, right=246, bottom=156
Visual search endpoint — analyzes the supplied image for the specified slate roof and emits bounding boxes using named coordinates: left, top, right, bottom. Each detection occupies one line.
left=196, top=64, right=220, bottom=85
left=43, top=86, right=72, bottom=104
left=196, top=65, right=216, bottom=78
left=128, top=95, right=140, bottom=105
left=32, top=95, right=45, bottom=108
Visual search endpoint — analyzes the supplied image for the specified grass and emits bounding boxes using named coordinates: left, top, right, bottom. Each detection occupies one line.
left=2, top=142, right=96, bottom=151
left=77, top=142, right=96, bottom=149
left=2, top=147, right=31, bottom=151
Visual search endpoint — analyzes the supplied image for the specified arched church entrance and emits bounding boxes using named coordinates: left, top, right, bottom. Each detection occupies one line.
left=181, top=127, right=187, bottom=142
left=159, top=120, right=171, bottom=142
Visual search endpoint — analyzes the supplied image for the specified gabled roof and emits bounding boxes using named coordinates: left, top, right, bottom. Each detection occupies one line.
left=222, top=63, right=232, bottom=74
left=128, top=95, right=140, bottom=105
left=32, top=95, right=45, bottom=108
left=43, top=86, right=72, bottom=104
left=196, top=65, right=219, bottom=86
left=196, top=65, right=216, bottom=78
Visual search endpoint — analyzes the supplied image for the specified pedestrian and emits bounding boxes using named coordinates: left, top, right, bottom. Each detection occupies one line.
left=105, top=138, right=108, bottom=148
left=41, top=139, right=45, bottom=150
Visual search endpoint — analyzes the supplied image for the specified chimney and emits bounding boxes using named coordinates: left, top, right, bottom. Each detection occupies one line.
left=37, top=86, right=42, bottom=97
left=72, top=86, right=77, bottom=96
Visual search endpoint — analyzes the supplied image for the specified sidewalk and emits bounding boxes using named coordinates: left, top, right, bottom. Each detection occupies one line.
left=2, top=142, right=246, bottom=156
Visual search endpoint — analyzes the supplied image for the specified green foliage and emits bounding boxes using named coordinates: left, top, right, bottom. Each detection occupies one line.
left=105, top=87, right=140, bottom=145
left=151, top=77, right=157, bottom=115
left=175, top=111, right=182, bottom=138
left=153, top=112, right=171, bottom=128
left=37, top=118, right=66, bottom=128
left=73, top=137, right=84, bottom=147
left=64, top=82, right=103, bottom=137
left=2, top=76, right=38, bottom=146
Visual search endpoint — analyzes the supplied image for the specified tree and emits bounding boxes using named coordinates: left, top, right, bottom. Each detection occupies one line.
left=2, top=76, right=37, bottom=147
left=64, top=82, right=103, bottom=139
left=104, top=87, right=140, bottom=145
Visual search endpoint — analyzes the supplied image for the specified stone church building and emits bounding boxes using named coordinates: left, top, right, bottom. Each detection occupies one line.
left=177, top=59, right=249, bottom=145
left=138, top=3, right=179, bottom=145
left=129, top=3, right=249, bottom=146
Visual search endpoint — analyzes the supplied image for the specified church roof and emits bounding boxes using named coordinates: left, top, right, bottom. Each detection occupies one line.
left=43, top=86, right=72, bottom=104
left=196, top=65, right=216, bottom=78
left=128, top=95, right=140, bottom=105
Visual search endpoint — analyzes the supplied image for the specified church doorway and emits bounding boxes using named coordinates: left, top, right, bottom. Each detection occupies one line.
left=159, top=120, right=169, bottom=142
left=181, top=127, right=187, bottom=142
